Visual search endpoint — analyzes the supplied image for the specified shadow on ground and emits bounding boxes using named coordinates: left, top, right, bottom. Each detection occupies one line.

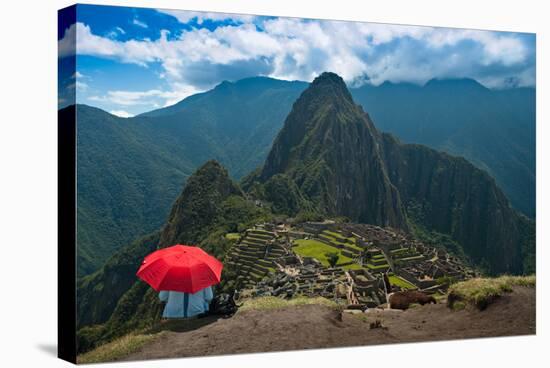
left=36, top=344, right=57, bottom=357
left=148, top=315, right=220, bottom=334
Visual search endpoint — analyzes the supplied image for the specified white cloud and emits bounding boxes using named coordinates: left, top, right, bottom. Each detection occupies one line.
left=63, top=20, right=533, bottom=84
left=132, top=18, right=148, bottom=28
left=158, top=9, right=255, bottom=25
left=75, top=81, right=88, bottom=91
left=72, top=71, right=92, bottom=82
left=90, top=89, right=164, bottom=106
left=66, top=72, right=90, bottom=92
left=66, top=80, right=88, bottom=92
left=66, top=23, right=155, bottom=66
left=89, top=84, right=200, bottom=107
left=110, top=110, right=134, bottom=118
left=106, top=26, right=127, bottom=39
left=425, top=29, right=527, bottom=66
left=61, top=17, right=534, bottom=110
left=160, top=83, right=202, bottom=106
left=58, top=23, right=76, bottom=58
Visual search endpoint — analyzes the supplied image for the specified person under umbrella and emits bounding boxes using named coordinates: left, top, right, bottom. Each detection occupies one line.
left=136, top=244, right=223, bottom=319
left=158, top=286, right=214, bottom=319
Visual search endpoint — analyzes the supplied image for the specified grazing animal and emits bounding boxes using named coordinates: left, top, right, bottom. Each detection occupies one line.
left=388, top=291, right=436, bottom=310
left=383, top=272, right=436, bottom=310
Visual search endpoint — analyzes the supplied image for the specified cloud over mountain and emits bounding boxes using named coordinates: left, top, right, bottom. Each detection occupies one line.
left=58, top=6, right=535, bottom=113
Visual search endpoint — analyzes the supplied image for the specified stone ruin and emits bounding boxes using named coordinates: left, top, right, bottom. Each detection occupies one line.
left=226, top=221, right=475, bottom=308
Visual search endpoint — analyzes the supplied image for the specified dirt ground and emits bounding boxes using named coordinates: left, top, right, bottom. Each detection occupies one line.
left=123, top=286, right=535, bottom=362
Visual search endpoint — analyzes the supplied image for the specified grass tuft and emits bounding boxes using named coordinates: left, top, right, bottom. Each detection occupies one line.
left=448, top=275, right=535, bottom=311
left=239, top=296, right=338, bottom=312
left=77, top=332, right=163, bottom=364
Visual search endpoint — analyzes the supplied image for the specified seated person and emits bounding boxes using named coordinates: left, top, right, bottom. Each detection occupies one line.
left=159, top=286, right=213, bottom=319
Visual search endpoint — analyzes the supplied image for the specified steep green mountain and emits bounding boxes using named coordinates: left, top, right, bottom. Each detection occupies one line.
left=246, top=72, right=534, bottom=275
left=254, top=72, right=407, bottom=229
left=352, top=79, right=536, bottom=217
left=77, top=160, right=268, bottom=352
left=72, top=77, right=306, bottom=276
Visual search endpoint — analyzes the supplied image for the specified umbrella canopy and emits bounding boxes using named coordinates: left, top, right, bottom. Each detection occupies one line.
left=136, top=244, right=223, bottom=293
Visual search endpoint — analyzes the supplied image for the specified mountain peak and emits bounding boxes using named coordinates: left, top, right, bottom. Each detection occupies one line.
left=257, top=72, right=408, bottom=229
left=195, top=159, right=226, bottom=174
left=159, top=160, right=242, bottom=247
left=311, top=72, right=347, bottom=87
left=273, top=72, right=355, bottom=122
left=259, top=72, right=377, bottom=177
left=308, top=72, right=353, bottom=101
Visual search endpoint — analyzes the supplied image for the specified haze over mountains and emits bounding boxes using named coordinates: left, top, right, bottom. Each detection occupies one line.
left=68, top=73, right=535, bottom=276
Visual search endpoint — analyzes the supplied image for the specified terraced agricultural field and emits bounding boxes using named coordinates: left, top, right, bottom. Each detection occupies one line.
left=389, top=247, right=425, bottom=265
left=292, top=239, right=354, bottom=268
left=224, top=228, right=284, bottom=288
left=366, top=263, right=390, bottom=272
left=388, top=274, right=416, bottom=290
left=320, top=230, right=363, bottom=252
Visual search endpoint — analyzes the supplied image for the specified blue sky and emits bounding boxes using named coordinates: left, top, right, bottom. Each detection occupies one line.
left=58, top=4, right=536, bottom=117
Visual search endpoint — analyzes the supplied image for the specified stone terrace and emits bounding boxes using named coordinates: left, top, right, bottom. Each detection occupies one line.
left=225, top=227, right=286, bottom=289
left=245, top=254, right=364, bottom=305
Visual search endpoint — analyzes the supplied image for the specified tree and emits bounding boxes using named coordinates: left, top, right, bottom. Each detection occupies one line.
left=325, top=252, right=340, bottom=268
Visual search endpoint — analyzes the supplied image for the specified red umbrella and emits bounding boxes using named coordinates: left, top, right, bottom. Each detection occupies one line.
left=136, top=244, right=223, bottom=293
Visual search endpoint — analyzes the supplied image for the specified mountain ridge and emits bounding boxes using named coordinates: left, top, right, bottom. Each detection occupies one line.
left=137, top=75, right=535, bottom=219
left=139, top=76, right=308, bottom=118
left=72, top=74, right=535, bottom=275
left=247, top=72, right=534, bottom=275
